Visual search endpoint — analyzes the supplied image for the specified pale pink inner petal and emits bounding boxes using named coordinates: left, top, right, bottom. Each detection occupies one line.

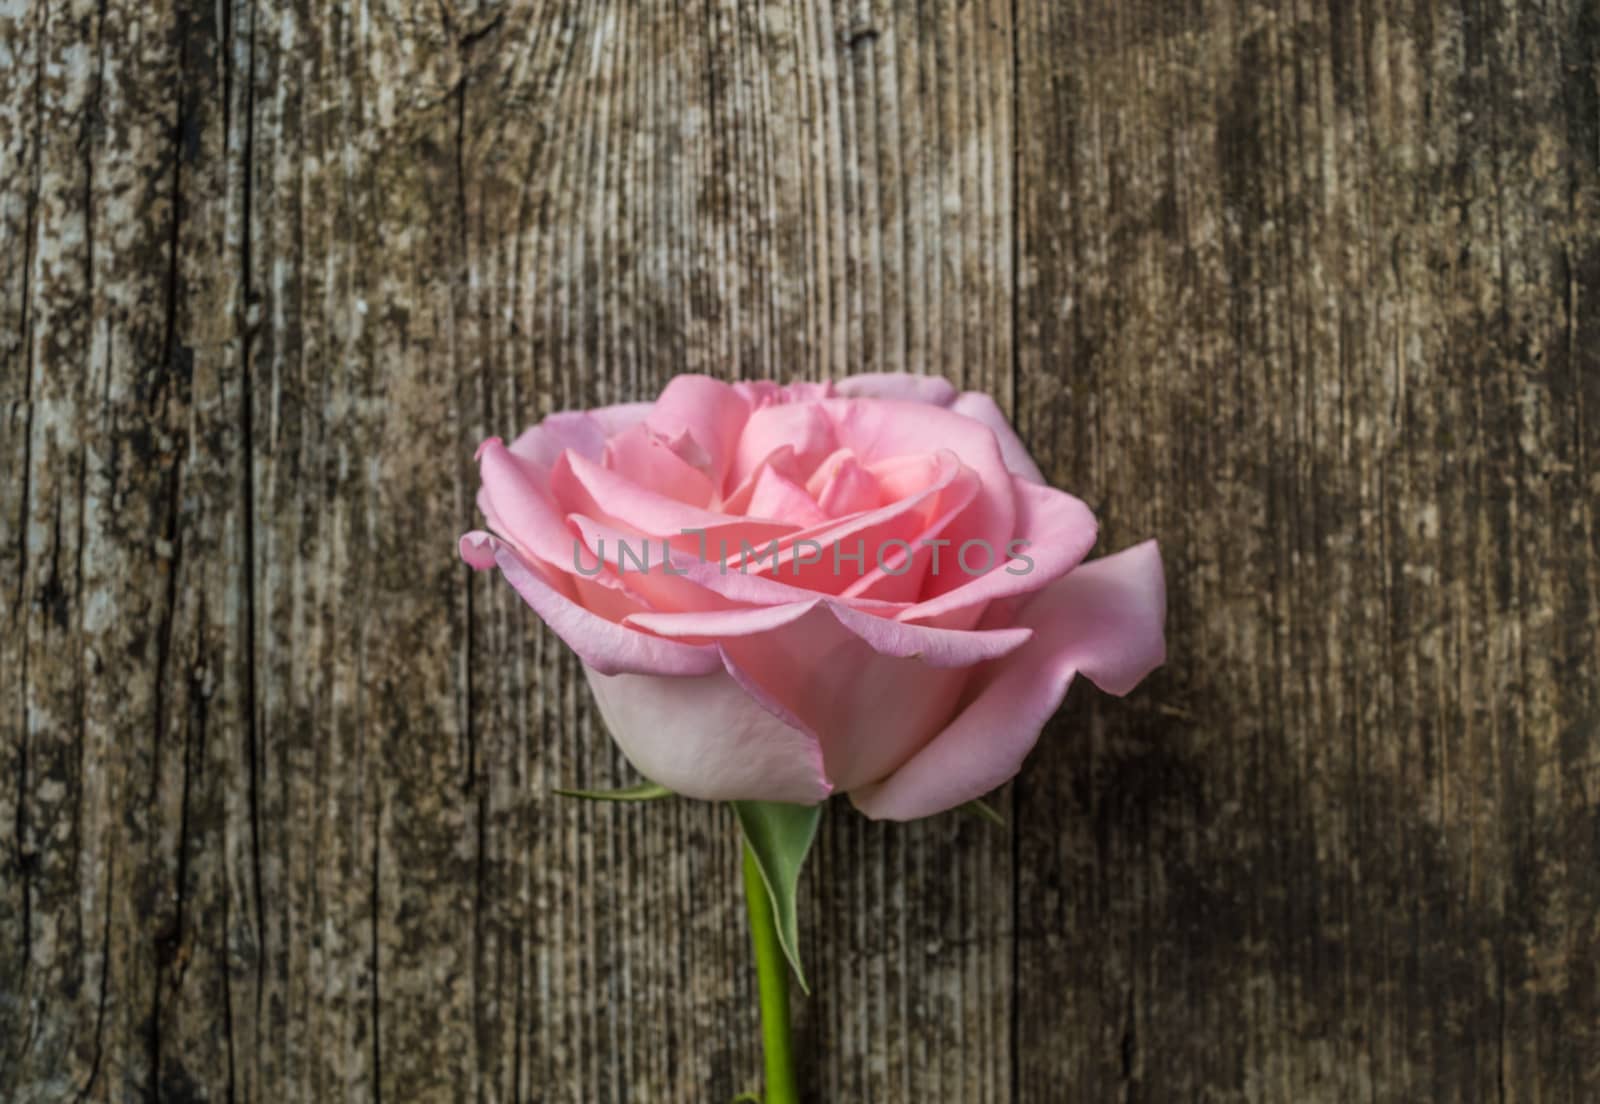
left=553, top=450, right=789, bottom=540
left=642, top=375, right=754, bottom=487
left=602, top=423, right=717, bottom=508
left=746, top=465, right=831, bottom=527
left=729, top=451, right=974, bottom=594
left=720, top=445, right=801, bottom=516
left=729, top=401, right=839, bottom=490
left=821, top=399, right=1017, bottom=589
left=810, top=453, right=881, bottom=516
left=836, top=463, right=983, bottom=603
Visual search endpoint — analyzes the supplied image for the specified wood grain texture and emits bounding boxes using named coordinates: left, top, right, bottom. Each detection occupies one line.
left=2, top=0, right=1596, bottom=1101
left=1014, top=2, right=1600, bottom=1099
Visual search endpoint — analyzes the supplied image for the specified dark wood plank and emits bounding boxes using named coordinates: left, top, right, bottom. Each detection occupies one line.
left=1014, top=0, right=1600, bottom=1099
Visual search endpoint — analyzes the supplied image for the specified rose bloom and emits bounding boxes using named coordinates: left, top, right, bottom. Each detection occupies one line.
left=460, top=373, right=1164, bottom=820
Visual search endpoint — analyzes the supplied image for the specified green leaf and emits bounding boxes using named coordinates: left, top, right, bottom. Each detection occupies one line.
left=553, top=780, right=675, bottom=802
left=961, top=797, right=1005, bottom=827
left=732, top=800, right=823, bottom=995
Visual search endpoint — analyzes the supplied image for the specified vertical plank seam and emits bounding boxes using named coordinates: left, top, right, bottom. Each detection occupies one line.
left=236, top=0, right=265, bottom=1085
left=451, top=23, right=489, bottom=1100
left=151, top=0, right=189, bottom=1086
left=1007, top=0, right=1021, bottom=1100
left=11, top=0, right=50, bottom=1034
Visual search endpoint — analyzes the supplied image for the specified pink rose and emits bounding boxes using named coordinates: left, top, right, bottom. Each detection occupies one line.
left=460, top=374, right=1164, bottom=820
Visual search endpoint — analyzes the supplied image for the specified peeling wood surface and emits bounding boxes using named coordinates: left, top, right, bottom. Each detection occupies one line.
left=2, top=0, right=1598, bottom=1100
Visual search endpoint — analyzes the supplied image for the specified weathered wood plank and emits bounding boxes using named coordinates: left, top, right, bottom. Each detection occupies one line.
left=449, top=3, right=1016, bottom=1098
left=1014, top=0, right=1600, bottom=1099
left=0, top=0, right=258, bottom=1098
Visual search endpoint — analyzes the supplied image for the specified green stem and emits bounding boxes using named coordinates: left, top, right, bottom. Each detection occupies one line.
left=742, top=842, right=800, bottom=1104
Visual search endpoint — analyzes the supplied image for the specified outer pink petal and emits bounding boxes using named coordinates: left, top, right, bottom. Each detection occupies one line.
left=476, top=438, right=581, bottom=568
left=625, top=600, right=820, bottom=639
left=582, top=664, right=832, bottom=804
left=716, top=606, right=972, bottom=792
left=460, top=532, right=721, bottom=677
left=849, top=540, right=1166, bottom=821
left=823, top=601, right=1031, bottom=666
left=504, top=403, right=651, bottom=473
left=505, top=412, right=607, bottom=470
left=946, top=392, right=1047, bottom=485
left=626, top=596, right=1031, bottom=666
left=834, top=373, right=958, bottom=406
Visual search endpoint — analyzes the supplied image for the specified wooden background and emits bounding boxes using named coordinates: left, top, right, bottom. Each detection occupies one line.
left=4, top=0, right=1598, bottom=1099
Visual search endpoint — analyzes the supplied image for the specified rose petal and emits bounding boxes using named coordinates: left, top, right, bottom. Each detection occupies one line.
left=603, top=423, right=718, bottom=508
left=898, top=481, right=1098, bottom=624
left=476, top=438, right=582, bottom=567
left=460, top=532, right=722, bottom=677
left=747, top=464, right=830, bottom=527
left=565, top=516, right=733, bottom=613
left=810, top=452, right=882, bottom=516
left=553, top=450, right=794, bottom=545
left=643, top=375, right=753, bottom=489
left=584, top=663, right=832, bottom=804
left=946, top=392, right=1046, bottom=485
left=505, top=412, right=607, bottom=471
left=731, top=401, right=839, bottom=488
left=716, top=605, right=972, bottom=791
left=675, top=558, right=906, bottom=613
left=849, top=540, right=1166, bottom=820
left=589, top=401, right=656, bottom=437
left=833, top=372, right=958, bottom=406
left=503, top=402, right=652, bottom=473
left=720, top=445, right=802, bottom=516
left=822, top=399, right=1016, bottom=578
left=626, top=595, right=1031, bottom=666
left=625, top=599, right=821, bottom=639
left=836, top=458, right=990, bottom=603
